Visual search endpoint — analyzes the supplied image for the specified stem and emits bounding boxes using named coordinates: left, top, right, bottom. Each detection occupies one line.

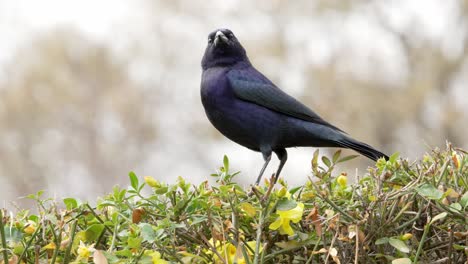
left=305, top=237, right=322, bottom=264
left=63, top=220, right=77, bottom=264
left=49, top=223, right=62, bottom=264
left=253, top=181, right=275, bottom=264
left=414, top=223, right=431, bottom=263
left=354, top=225, right=359, bottom=264
left=309, top=180, right=356, bottom=222
left=320, top=194, right=356, bottom=222
left=17, top=223, right=42, bottom=264
left=447, top=227, right=453, bottom=264
left=0, top=209, right=9, bottom=263
left=253, top=210, right=262, bottom=264
left=85, top=204, right=118, bottom=242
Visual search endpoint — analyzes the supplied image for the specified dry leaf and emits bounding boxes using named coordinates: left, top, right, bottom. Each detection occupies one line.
left=307, top=206, right=322, bottom=236
left=330, top=247, right=341, bottom=264
left=8, top=255, right=18, bottom=264
left=132, top=208, right=145, bottom=224
left=312, top=248, right=328, bottom=255
left=93, top=250, right=108, bottom=264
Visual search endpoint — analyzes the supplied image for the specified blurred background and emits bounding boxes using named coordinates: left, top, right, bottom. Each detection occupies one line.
left=0, top=0, right=467, bottom=208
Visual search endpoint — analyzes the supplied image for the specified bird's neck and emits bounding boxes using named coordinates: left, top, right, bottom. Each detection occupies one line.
left=202, top=58, right=251, bottom=70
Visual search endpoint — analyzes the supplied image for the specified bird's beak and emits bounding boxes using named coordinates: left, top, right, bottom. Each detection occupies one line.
left=214, top=31, right=228, bottom=46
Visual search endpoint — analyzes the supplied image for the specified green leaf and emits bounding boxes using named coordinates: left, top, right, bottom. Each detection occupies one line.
left=154, top=186, right=168, bottom=194
left=25, top=190, right=45, bottom=200
left=127, top=236, right=142, bottom=249
left=137, top=256, right=154, bottom=264
left=429, top=212, right=447, bottom=225
left=389, top=152, right=400, bottom=163
left=129, top=171, right=139, bottom=190
left=389, top=238, right=410, bottom=253
left=417, top=183, right=443, bottom=200
left=337, top=155, right=359, bottom=163
left=115, top=249, right=133, bottom=257
left=191, top=216, right=208, bottom=225
left=449, top=203, right=462, bottom=212
left=63, top=198, right=78, bottom=210
left=460, top=192, right=468, bottom=208
left=289, top=186, right=302, bottom=195
left=223, top=155, right=229, bottom=172
left=28, top=215, right=39, bottom=222
left=392, top=258, right=412, bottom=264
left=37, top=190, right=44, bottom=197
left=85, top=224, right=105, bottom=242
left=322, top=156, right=331, bottom=168
left=139, top=223, right=156, bottom=243
left=276, top=198, right=297, bottom=211
left=332, top=150, right=341, bottom=163
left=453, top=244, right=466, bottom=250
left=375, top=237, right=389, bottom=245
left=312, top=149, right=319, bottom=170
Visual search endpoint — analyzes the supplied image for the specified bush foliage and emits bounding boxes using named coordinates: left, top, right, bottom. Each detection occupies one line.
left=1, top=144, right=467, bottom=263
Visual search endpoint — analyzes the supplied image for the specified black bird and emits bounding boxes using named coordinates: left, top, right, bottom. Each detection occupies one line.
left=201, top=29, right=388, bottom=185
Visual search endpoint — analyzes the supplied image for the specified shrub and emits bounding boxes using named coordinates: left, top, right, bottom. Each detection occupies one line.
left=1, top=143, right=467, bottom=263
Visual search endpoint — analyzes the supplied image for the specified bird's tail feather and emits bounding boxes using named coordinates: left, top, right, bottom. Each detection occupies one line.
left=337, top=138, right=389, bottom=161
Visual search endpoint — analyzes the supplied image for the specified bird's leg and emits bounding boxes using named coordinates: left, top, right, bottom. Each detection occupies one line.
left=255, top=151, right=272, bottom=185
left=273, top=149, right=288, bottom=184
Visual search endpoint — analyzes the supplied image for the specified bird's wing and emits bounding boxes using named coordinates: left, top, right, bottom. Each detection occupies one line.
left=227, top=69, right=344, bottom=132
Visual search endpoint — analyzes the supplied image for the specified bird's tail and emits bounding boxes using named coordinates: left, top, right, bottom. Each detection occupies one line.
left=337, top=137, right=389, bottom=161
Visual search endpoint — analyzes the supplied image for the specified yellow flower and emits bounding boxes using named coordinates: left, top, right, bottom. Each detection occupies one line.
left=77, top=241, right=95, bottom=259
left=148, top=251, right=169, bottom=264
left=269, top=202, right=304, bottom=235
left=23, top=220, right=37, bottom=235
left=209, top=240, right=261, bottom=264
left=144, top=176, right=160, bottom=187
left=401, top=233, right=413, bottom=241
left=336, top=174, right=347, bottom=188
left=43, top=242, right=56, bottom=250
left=277, top=187, right=288, bottom=197
left=222, top=243, right=237, bottom=264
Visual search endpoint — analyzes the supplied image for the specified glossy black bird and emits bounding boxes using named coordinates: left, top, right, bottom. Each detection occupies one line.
left=201, top=29, right=388, bottom=185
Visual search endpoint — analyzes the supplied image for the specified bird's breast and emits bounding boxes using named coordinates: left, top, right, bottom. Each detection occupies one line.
left=201, top=68, right=284, bottom=151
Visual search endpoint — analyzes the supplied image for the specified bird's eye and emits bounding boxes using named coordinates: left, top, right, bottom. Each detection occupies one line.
left=228, top=33, right=234, bottom=38
left=208, top=38, right=213, bottom=44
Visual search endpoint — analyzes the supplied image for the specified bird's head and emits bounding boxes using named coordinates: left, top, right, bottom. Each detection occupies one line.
left=201, top=29, right=249, bottom=70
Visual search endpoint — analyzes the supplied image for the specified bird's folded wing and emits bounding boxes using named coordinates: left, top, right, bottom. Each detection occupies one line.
left=227, top=69, right=344, bottom=132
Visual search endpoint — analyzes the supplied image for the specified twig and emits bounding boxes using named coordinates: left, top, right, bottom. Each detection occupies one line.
left=309, top=178, right=356, bottom=222
left=324, top=231, right=339, bottom=264
left=447, top=227, right=453, bottom=264
left=49, top=219, right=62, bottom=264
left=199, top=232, right=227, bottom=264
left=396, top=202, right=426, bottom=230
left=432, top=257, right=449, bottom=264
left=414, top=221, right=431, bottom=263
left=354, top=225, right=359, bottom=264
left=305, top=237, right=322, bottom=264
left=0, top=209, right=10, bottom=263
left=265, top=239, right=320, bottom=262
left=254, top=175, right=276, bottom=264
left=17, top=222, right=42, bottom=264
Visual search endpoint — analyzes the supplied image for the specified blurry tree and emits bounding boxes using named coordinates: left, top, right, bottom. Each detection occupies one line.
left=1, top=0, right=468, bottom=203
left=0, top=29, right=157, bottom=198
